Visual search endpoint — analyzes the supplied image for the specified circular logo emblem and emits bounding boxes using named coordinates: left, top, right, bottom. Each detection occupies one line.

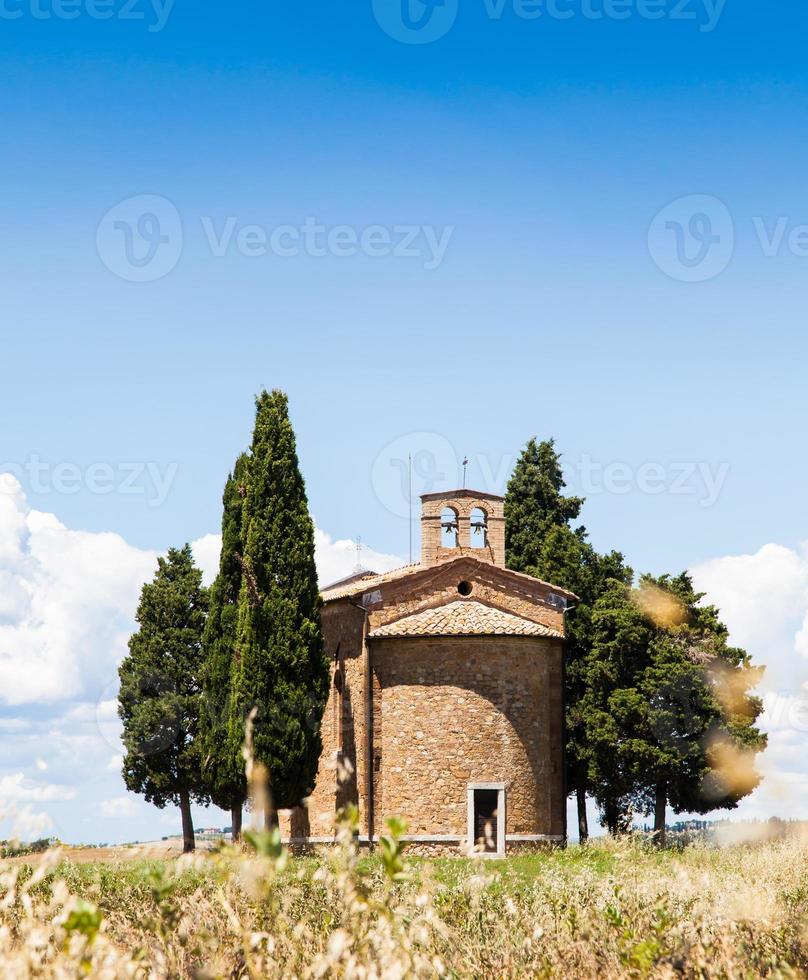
left=372, top=0, right=458, bottom=44
left=371, top=431, right=460, bottom=519
left=648, top=194, right=734, bottom=283
left=96, top=194, right=183, bottom=282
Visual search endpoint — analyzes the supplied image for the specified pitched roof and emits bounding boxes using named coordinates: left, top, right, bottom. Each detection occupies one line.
left=368, top=600, right=563, bottom=639
left=320, top=556, right=578, bottom=604
left=420, top=488, right=504, bottom=502
left=320, top=562, right=424, bottom=601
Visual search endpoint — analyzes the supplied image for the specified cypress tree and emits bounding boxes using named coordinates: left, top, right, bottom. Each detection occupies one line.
left=228, top=390, right=328, bottom=823
left=504, top=437, right=584, bottom=576
left=200, top=453, right=250, bottom=840
left=118, top=545, right=209, bottom=853
left=505, top=438, right=632, bottom=841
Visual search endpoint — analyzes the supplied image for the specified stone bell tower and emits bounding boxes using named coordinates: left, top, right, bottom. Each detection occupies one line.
left=420, top=489, right=506, bottom=567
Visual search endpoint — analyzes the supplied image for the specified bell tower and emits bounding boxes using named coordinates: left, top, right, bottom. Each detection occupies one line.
left=420, top=489, right=505, bottom=567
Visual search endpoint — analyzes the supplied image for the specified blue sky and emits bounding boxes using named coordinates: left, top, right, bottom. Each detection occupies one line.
left=2, top=0, right=808, bottom=844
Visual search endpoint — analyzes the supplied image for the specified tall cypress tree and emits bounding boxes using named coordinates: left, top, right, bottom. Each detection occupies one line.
left=118, top=545, right=209, bottom=853
left=505, top=439, right=632, bottom=841
left=505, top=438, right=584, bottom=576
left=200, top=453, right=250, bottom=839
left=228, top=390, right=328, bottom=822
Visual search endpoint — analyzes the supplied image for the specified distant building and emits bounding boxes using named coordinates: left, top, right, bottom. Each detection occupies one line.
left=279, top=488, right=576, bottom=855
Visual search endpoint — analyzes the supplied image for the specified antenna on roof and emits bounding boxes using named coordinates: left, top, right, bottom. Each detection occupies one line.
left=462, top=456, right=469, bottom=488
left=408, top=452, right=413, bottom=565
left=354, top=536, right=363, bottom=573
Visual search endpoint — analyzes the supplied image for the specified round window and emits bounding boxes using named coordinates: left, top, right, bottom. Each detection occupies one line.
left=457, top=581, right=473, bottom=597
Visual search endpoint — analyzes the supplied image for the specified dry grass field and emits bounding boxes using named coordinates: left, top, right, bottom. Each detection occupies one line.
left=2, top=816, right=808, bottom=978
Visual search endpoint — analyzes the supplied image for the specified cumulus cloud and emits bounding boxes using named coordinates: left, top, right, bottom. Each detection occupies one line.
left=0, top=478, right=402, bottom=710
left=0, top=476, right=158, bottom=706
left=191, top=533, right=222, bottom=587
left=692, top=542, right=808, bottom=820
left=315, top=526, right=403, bottom=587
left=0, top=772, right=76, bottom=803
left=100, top=796, right=140, bottom=819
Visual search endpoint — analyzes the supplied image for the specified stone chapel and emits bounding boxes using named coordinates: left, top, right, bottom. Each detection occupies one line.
left=278, top=488, right=576, bottom=854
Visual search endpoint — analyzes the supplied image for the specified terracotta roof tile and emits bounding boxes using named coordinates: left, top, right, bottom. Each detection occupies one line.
left=368, top=600, right=562, bottom=639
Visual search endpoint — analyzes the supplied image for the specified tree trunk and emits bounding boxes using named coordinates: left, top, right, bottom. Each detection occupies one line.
left=179, top=789, right=195, bottom=853
left=604, top=799, right=621, bottom=836
left=653, top=781, right=667, bottom=848
left=576, top=783, right=589, bottom=843
left=231, top=802, right=243, bottom=843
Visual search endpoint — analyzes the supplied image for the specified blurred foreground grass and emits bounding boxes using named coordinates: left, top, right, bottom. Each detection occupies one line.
left=3, top=821, right=808, bottom=978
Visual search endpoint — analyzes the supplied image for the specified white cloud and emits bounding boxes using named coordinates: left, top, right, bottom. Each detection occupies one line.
left=191, top=533, right=222, bottom=587
left=100, top=796, right=139, bottom=818
left=0, top=479, right=403, bottom=710
left=3, top=805, right=54, bottom=842
left=0, top=772, right=76, bottom=802
left=691, top=542, right=808, bottom=820
left=0, top=476, right=158, bottom=706
left=314, top=526, right=403, bottom=588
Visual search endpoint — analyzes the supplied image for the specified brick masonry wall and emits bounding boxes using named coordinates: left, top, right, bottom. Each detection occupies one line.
left=421, top=492, right=505, bottom=567
left=369, top=635, right=564, bottom=838
left=366, top=559, right=566, bottom=637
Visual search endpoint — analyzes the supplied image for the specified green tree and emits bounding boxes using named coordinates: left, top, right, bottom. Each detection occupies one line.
left=505, top=439, right=632, bottom=841
left=118, top=545, right=209, bottom=852
left=504, top=438, right=584, bottom=575
left=200, top=453, right=250, bottom=840
left=582, top=573, right=766, bottom=840
left=578, top=578, right=651, bottom=834
left=229, top=390, right=329, bottom=824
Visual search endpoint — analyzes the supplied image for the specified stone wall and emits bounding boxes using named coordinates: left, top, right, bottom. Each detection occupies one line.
left=366, top=559, right=566, bottom=637
left=421, top=491, right=506, bottom=567
left=368, top=634, right=565, bottom=838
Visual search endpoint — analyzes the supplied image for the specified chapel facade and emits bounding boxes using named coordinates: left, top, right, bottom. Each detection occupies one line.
left=279, top=488, right=575, bottom=854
